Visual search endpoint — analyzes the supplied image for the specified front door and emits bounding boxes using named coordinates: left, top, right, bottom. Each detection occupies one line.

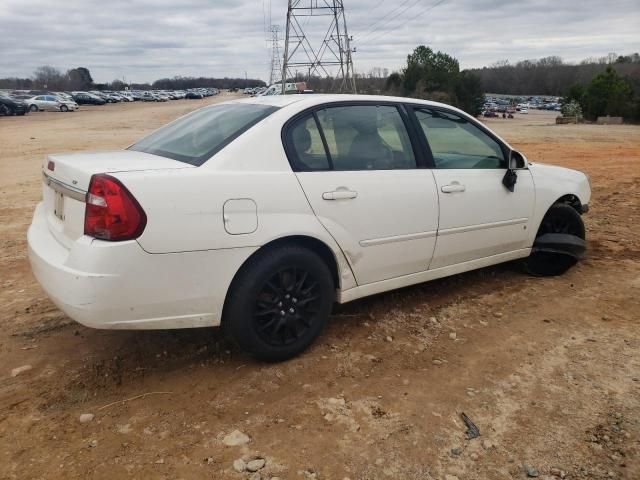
left=286, top=104, right=439, bottom=285
left=411, top=106, right=535, bottom=269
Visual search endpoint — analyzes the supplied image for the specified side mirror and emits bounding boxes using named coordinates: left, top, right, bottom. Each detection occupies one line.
left=509, top=150, right=527, bottom=169
left=502, top=150, right=526, bottom=192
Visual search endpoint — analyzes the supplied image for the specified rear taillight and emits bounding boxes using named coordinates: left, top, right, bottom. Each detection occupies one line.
left=84, top=174, right=146, bottom=241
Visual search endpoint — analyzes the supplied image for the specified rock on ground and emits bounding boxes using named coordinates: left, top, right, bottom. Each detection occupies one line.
left=222, top=429, right=250, bottom=446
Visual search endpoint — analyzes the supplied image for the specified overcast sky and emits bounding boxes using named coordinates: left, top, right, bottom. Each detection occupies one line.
left=0, top=0, right=638, bottom=83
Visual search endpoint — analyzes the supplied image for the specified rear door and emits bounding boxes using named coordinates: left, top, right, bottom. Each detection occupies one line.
left=410, top=106, right=535, bottom=269
left=286, top=103, right=439, bottom=286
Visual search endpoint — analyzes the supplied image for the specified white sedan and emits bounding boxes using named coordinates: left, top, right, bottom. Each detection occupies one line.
left=27, top=95, right=591, bottom=360
left=25, top=95, right=78, bottom=112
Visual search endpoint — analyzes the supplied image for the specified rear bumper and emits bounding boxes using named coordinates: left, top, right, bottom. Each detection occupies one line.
left=27, top=202, right=256, bottom=330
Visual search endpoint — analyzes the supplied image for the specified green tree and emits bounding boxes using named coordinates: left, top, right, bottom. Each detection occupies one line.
left=402, top=46, right=459, bottom=95
left=454, top=71, right=484, bottom=116
left=583, top=66, right=634, bottom=120
left=388, top=45, right=482, bottom=116
left=67, top=67, right=94, bottom=90
left=563, top=83, right=585, bottom=103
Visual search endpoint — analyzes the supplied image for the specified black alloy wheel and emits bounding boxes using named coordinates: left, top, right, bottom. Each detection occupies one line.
left=253, top=267, right=321, bottom=347
left=224, top=245, right=334, bottom=361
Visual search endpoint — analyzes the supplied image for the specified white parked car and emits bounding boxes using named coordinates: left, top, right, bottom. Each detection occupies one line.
left=25, top=95, right=78, bottom=112
left=27, top=95, right=591, bottom=360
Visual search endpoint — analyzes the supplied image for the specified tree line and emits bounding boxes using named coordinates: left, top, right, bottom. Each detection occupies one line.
left=468, top=53, right=640, bottom=96
left=0, top=66, right=266, bottom=91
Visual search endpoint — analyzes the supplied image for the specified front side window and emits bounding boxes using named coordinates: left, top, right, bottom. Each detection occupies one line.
left=315, top=105, right=416, bottom=170
left=129, top=103, right=278, bottom=166
left=415, top=108, right=505, bottom=169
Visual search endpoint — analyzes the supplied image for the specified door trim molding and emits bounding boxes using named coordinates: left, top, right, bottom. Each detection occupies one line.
left=438, top=217, right=528, bottom=237
left=360, top=230, right=437, bottom=247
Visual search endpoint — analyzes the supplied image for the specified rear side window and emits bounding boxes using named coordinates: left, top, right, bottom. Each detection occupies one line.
left=289, top=115, right=331, bottom=170
left=129, top=103, right=279, bottom=166
left=415, top=108, right=505, bottom=169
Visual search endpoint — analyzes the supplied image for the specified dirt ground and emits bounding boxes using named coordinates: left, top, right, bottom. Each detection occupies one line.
left=0, top=98, right=638, bottom=480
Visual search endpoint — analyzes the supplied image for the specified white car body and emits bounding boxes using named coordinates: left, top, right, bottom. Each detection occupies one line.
left=28, top=95, right=591, bottom=333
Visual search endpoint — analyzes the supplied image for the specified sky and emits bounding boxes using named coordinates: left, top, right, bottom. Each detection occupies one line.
left=0, top=0, right=638, bottom=84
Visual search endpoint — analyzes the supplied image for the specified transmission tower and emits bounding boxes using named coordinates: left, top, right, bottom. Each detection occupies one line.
left=281, top=0, right=356, bottom=93
left=269, top=26, right=283, bottom=86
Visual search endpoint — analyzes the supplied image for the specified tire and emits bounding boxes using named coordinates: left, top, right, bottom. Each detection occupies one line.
left=223, top=245, right=335, bottom=361
left=525, top=203, right=585, bottom=276
left=60, top=104, right=69, bottom=112
left=29, top=104, right=38, bottom=112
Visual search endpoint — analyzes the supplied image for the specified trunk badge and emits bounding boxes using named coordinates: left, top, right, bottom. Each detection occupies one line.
left=47, top=160, right=55, bottom=171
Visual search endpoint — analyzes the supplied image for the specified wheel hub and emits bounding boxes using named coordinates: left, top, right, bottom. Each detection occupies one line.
left=252, top=267, right=318, bottom=346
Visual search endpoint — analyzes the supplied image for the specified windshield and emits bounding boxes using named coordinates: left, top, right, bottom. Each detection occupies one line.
left=129, top=103, right=278, bottom=166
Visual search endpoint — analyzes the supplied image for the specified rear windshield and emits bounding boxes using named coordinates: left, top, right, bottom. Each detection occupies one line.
left=129, top=103, right=279, bottom=166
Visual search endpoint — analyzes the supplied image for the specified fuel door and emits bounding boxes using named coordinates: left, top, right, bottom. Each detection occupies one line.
left=223, top=199, right=258, bottom=235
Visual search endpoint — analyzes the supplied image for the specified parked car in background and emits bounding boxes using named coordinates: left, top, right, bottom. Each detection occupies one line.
left=27, top=95, right=591, bottom=361
left=185, top=91, right=204, bottom=99
left=55, top=92, right=75, bottom=102
left=0, top=94, right=28, bottom=115
left=24, top=95, right=78, bottom=112
left=72, top=92, right=106, bottom=105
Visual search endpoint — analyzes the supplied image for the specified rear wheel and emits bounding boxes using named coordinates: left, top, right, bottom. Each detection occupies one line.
left=525, top=203, right=585, bottom=276
left=29, top=104, right=38, bottom=112
left=224, top=245, right=334, bottom=361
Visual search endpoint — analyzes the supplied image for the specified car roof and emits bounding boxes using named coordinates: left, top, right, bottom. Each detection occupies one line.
left=233, top=93, right=462, bottom=112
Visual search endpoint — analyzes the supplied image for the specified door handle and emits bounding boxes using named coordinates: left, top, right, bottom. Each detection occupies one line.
left=322, top=189, right=358, bottom=200
left=441, top=183, right=466, bottom=193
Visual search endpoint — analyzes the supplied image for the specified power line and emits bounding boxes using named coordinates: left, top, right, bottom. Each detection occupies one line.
left=364, top=0, right=448, bottom=43
left=356, top=0, right=416, bottom=38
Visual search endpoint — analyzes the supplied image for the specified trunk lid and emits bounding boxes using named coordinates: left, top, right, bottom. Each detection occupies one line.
left=42, top=150, right=192, bottom=248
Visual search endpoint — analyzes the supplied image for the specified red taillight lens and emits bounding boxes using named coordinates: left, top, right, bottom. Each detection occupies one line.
left=84, top=174, right=147, bottom=241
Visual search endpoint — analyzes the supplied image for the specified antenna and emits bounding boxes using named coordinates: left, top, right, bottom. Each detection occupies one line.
left=281, top=0, right=356, bottom=94
left=269, top=25, right=283, bottom=86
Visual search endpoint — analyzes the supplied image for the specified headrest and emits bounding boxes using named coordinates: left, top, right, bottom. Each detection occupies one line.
left=293, top=125, right=312, bottom=152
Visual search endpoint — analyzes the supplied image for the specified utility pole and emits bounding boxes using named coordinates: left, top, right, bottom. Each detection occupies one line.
left=281, top=0, right=356, bottom=94
left=269, top=25, right=283, bottom=86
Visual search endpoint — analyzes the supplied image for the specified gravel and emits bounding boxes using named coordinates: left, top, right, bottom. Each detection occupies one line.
left=222, top=430, right=250, bottom=446
left=232, top=458, right=246, bottom=472
left=79, top=413, right=95, bottom=424
left=246, top=458, right=266, bottom=472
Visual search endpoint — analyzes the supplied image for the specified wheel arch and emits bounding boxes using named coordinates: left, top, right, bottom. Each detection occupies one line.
left=552, top=193, right=583, bottom=214
left=221, top=234, right=342, bottom=325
